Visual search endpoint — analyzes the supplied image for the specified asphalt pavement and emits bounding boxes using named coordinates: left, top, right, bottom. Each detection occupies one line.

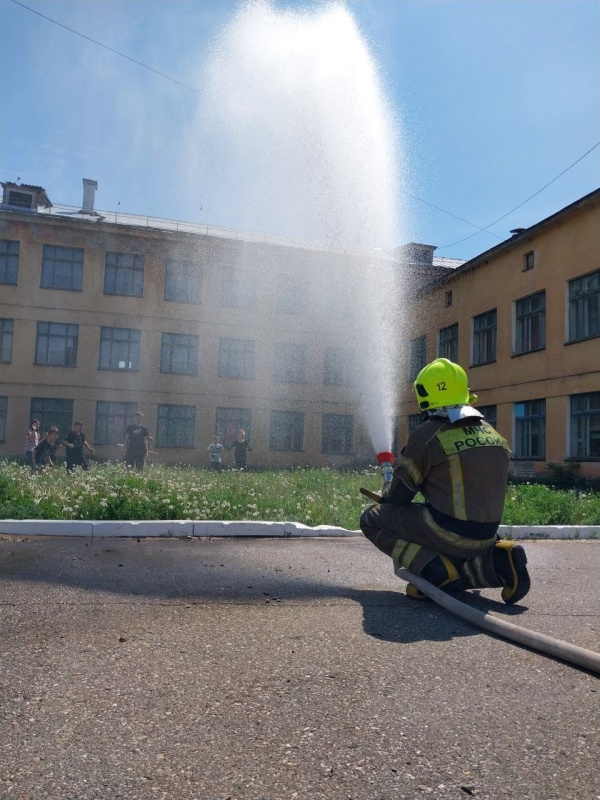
left=0, top=535, right=598, bottom=800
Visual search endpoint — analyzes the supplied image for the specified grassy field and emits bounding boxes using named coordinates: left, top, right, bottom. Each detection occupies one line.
left=0, top=461, right=599, bottom=528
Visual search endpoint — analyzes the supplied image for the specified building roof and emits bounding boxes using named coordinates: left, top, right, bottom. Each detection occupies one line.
left=417, top=187, right=600, bottom=296
left=1, top=182, right=53, bottom=208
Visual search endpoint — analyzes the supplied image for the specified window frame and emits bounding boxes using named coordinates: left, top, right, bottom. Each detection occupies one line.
left=215, top=407, right=252, bottom=448
left=164, top=259, right=202, bottom=304
left=156, top=404, right=196, bottom=448
left=0, top=239, right=19, bottom=285
left=568, top=269, right=600, bottom=343
left=0, top=396, right=7, bottom=443
left=221, top=267, right=256, bottom=309
left=477, top=404, right=498, bottom=430
left=324, top=347, right=355, bottom=386
left=514, top=291, right=546, bottom=355
left=523, top=251, right=535, bottom=271
left=103, top=251, right=145, bottom=297
left=322, top=413, right=354, bottom=455
left=30, top=397, right=74, bottom=441
left=95, top=401, right=138, bottom=446
left=570, top=392, right=600, bottom=460
left=40, top=245, right=84, bottom=292
left=218, top=337, right=255, bottom=380
left=514, top=399, right=546, bottom=459
left=98, top=326, right=141, bottom=372
left=7, top=190, right=34, bottom=209
left=438, top=323, right=458, bottom=362
left=274, top=342, right=308, bottom=385
left=408, top=335, right=427, bottom=381
left=270, top=410, right=305, bottom=451
left=472, top=309, right=497, bottom=366
left=35, top=322, right=79, bottom=367
left=0, top=318, right=14, bottom=363
left=160, top=332, right=199, bottom=376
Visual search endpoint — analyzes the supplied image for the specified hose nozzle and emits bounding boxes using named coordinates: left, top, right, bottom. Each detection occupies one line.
left=376, top=451, right=394, bottom=489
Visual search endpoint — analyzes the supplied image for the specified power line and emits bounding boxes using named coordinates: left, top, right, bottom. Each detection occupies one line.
left=437, top=141, right=600, bottom=250
left=8, top=0, right=202, bottom=94
left=403, top=191, right=504, bottom=240
left=10, top=0, right=600, bottom=254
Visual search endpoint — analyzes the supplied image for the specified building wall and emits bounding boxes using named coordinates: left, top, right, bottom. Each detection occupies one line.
left=399, top=195, right=600, bottom=478
left=0, top=210, right=399, bottom=468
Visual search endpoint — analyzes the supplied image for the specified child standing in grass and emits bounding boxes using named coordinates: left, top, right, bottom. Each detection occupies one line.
left=207, top=435, right=224, bottom=471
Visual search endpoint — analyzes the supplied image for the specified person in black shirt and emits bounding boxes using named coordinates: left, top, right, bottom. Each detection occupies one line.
left=232, top=428, right=249, bottom=470
left=123, top=412, right=150, bottom=470
left=63, top=421, right=95, bottom=472
left=33, top=427, right=60, bottom=469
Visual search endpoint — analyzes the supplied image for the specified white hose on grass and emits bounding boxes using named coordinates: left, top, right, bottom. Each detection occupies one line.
left=396, top=568, right=600, bottom=675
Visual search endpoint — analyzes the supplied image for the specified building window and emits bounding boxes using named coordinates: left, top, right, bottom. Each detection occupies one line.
left=478, top=405, right=497, bottom=429
left=216, top=407, right=252, bottom=447
left=445, top=290, right=453, bottom=307
left=322, top=413, right=354, bottom=455
left=156, top=404, right=196, bottom=448
left=221, top=268, right=256, bottom=308
left=104, top=251, right=144, bottom=297
left=160, top=333, right=199, bottom=375
left=164, top=259, right=202, bottom=304
left=568, top=269, right=599, bottom=342
left=0, top=318, right=14, bottom=363
left=218, top=337, right=255, bottom=380
left=7, top=190, right=34, bottom=209
left=99, top=327, right=141, bottom=371
left=274, top=343, right=307, bottom=384
left=0, top=396, right=7, bottom=442
left=523, top=251, right=535, bottom=271
left=95, top=401, right=138, bottom=445
left=30, top=397, right=73, bottom=440
left=324, top=347, right=355, bottom=386
left=438, top=323, right=458, bottom=362
left=472, top=309, right=497, bottom=365
left=270, top=410, right=305, bottom=451
left=514, top=399, right=546, bottom=459
left=35, top=322, right=78, bottom=367
left=408, top=335, right=426, bottom=381
left=515, top=291, right=545, bottom=355
left=408, top=413, right=424, bottom=434
left=0, top=239, right=19, bottom=284
left=570, top=393, right=600, bottom=459
left=276, top=277, right=309, bottom=314
left=41, top=245, right=84, bottom=291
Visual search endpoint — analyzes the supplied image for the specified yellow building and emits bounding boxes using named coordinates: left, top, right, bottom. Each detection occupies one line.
left=0, top=179, right=454, bottom=468
left=400, top=188, right=600, bottom=479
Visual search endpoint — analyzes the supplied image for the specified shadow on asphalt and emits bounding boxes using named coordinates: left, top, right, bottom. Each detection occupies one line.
left=0, top=537, right=528, bottom=647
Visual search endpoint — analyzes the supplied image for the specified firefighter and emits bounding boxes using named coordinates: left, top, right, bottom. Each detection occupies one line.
left=360, top=358, right=530, bottom=604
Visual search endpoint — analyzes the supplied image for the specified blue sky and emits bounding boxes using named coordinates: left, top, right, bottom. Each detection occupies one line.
left=1, top=0, right=598, bottom=260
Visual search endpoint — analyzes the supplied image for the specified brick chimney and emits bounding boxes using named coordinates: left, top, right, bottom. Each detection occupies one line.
left=81, top=178, right=98, bottom=214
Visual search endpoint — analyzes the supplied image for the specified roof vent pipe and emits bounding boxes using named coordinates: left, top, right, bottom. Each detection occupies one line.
left=81, top=178, right=98, bottom=214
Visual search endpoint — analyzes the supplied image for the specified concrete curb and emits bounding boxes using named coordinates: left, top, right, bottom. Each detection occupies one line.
left=0, top=519, right=598, bottom=540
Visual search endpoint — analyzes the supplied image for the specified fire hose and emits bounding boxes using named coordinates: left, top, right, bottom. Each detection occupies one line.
left=396, top=567, right=600, bottom=675
left=360, top=488, right=600, bottom=674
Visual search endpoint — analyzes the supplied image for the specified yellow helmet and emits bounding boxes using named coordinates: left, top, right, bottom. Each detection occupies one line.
left=414, top=358, right=470, bottom=411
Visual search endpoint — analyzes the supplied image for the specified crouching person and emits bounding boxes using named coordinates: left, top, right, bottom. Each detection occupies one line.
left=360, top=358, right=530, bottom=605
